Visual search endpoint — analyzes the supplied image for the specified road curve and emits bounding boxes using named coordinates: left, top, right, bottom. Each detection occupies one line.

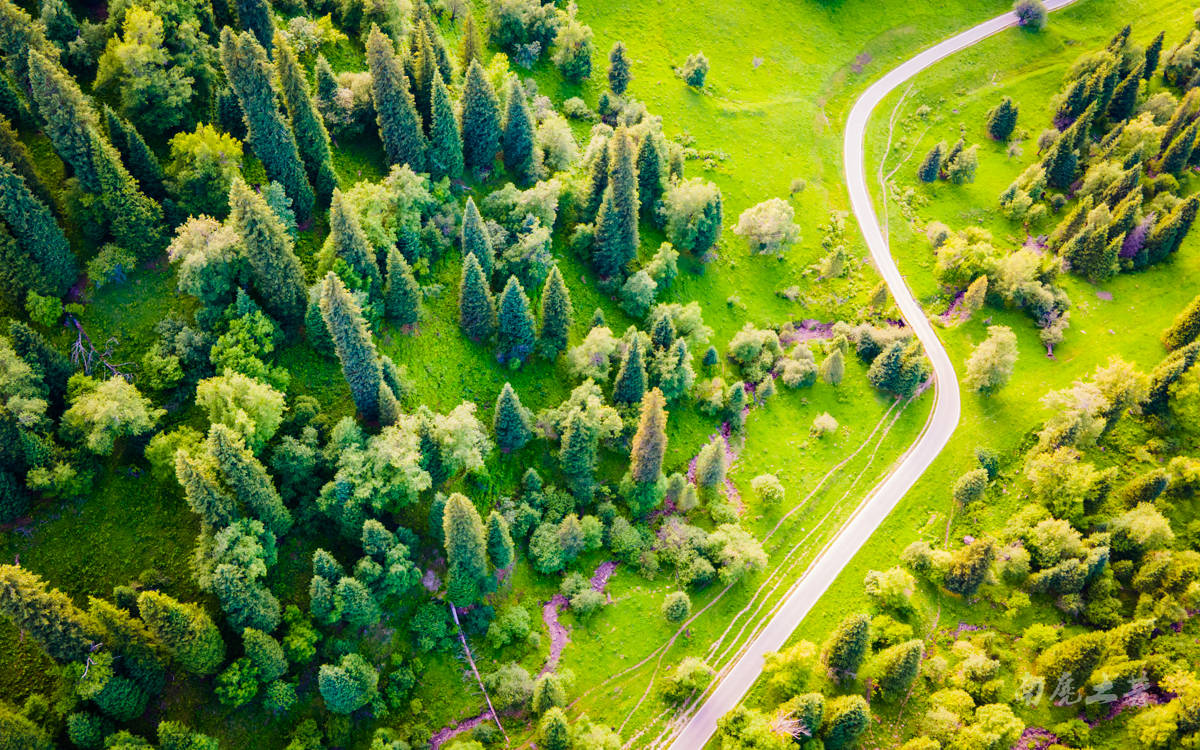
left=666, top=2, right=1079, bottom=747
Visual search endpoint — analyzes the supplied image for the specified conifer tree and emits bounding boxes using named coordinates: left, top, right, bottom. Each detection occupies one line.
left=320, top=271, right=386, bottom=422
left=0, top=116, right=52, bottom=209
left=94, top=136, right=165, bottom=259
left=411, top=24, right=438, bottom=123
left=461, top=197, right=495, bottom=277
left=538, top=265, right=573, bottom=359
left=236, top=0, right=274, bottom=55
left=275, top=35, right=337, bottom=203
left=207, top=423, right=293, bottom=535
left=458, top=251, right=495, bottom=342
left=486, top=511, right=515, bottom=572
left=220, top=28, right=314, bottom=222
left=560, top=412, right=598, bottom=501
left=174, top=453, right=238, bottom=528
left=315, top=54, right=338, bottom=107
left=593, top=129, right=639, bottom=279
left=366, top=25, right=427, bottom=171
left=821, top=349, right=845, bottom=386
left=822, top=613, right=869, bottom=678
left=443, top=493, right=489, bottom=605
left=9, top=321, right=70, bottom=408
left=460, top=59, right=501, bottom=173
left=629, top=388, right=667, bottom=485
left=493, top=381, right=533, bottom=453
left=985, top=96, right=1018, bottom=141
left=0, top=1, right=59, bottom=101
left=104, top=107, right=165, bottom=199
left=650, top=312, right=676, bottom=350
left=87, top=596, right=166, bottom=693
left=0, top=565, right=95, bottom=663
left=612, top=335, right=647, bottom=405
left=503, top=79, right=537, bottom=184
left=1144, top=31, right=1164, bottom=80
left=328, top=189, right=383, bottom=295
left=1108, top=63, right=1143, bottom=123
left=0, top=157, right=75, bottom=296
left=427, top=68, right=463, bottom=180
left=694, top=438, right=726, bottom=491
left=823, top=695, right=870, bottom=749
left=1042, top=132, right=1078, bottom=190
left=229, top=178, right=307, bottom=325
left=873, top=640, right=924, bottom=700
left=608, top=42, right=631, bottom=95
left=636, top=133, right=664, bottom=219
left=1145, top=194, right=1200, bottom=265
left=1162, top=293, right=1200, bottom=351
left=385, top=248, right=420, bottom=326
left=917, top=142, right=944, bottom=182
left=584, top=137, right=610, bottom=220
left=459, top=11, right=482, bottom=71
left=497, top=276, right=536, bottom=365
left=1158, top=121, right=1198, bottom=175
left=137, top=590, right=225, bottom=676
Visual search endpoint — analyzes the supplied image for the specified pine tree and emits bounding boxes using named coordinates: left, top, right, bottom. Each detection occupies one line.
left=460, top=59, right=501, bottom=173
left=608, top=42, right=631, bottom=95
left=486, top=511, right=515, bottom=571
left=385, top=248, right=420, bottom=326
left=593, top=129, right=639, bottom=279
left=219, top=28, right=314, bottom=222
left=636, top=132, right=664, bottom=219
left=613, top=335, right=647, bottom=405
left=104, top=106, right=165, bottom=199
left=917, top=142, right=943, bottom=183
left=459, top=11, right=482, bottom=70
left=0, top=157, right=75, bottom=296
left=174, top=453, right=238, bottom=528
left=493, top=382, right=532, bottom=452
left=365, top=25, right=427, bottom=171
left=0, top=565, right=95, bottom=663
left=207, top=423, right=293, bottom=535
left=443, top=493, right=489, bottom=605
left=538, top=265, right=573, bottom=359
left=1144, top=31, right=1165, bottom=80
left=822, top=613, right=869, bottom=678
left=229, top=178, right=308, bottom=325
left=503, top=80, right=537, bottom=184
left=459, top=251, right=495, bottom=342
left=427, top=68, right=463, bottom=180
left=320, top=271, right=386, bottom=422
left=1108, top=63, right=1143, bottom=123
left=461, top=197, right=495, bottom=277
left=8, top=321, right=70, bottom=409
left=629, top=388, right=667, bottom=485
left=560, top=412, right=598, bottom=501
left=1158, top=121, right=1198, bottom=175
left=275, top=35, right=337, bottom=203
left=985, top=97, right=1018, bottom=141
left=328, top=189, right=383, bottom=295
left=137, top=590, right=225, bottom=676
left=497, top=276, right=536, bottom=365
left=236, top=0, right=274, bottom=55
left=873, top=639, right=924, bottom=700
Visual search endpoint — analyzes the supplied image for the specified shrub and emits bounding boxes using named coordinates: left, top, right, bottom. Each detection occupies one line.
left=733, top=198, right=800, bottom=255
left=751, top=474, right=785, bottom=506
left=662, top=591, right=691, bottom=622
left=24, top=291, right=62, bottom=328
left=680, top=53, right=709, bottom=87
left=1014, top=0, right=1048, bottom=30
left=811, top=412, right=839, bottom=437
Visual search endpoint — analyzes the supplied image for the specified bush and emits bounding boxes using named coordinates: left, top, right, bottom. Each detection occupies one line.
left=25, top=291, right=62, bottom=328
left=1014, top=0, right=1048, bottom=29
left=680, top=53, right=709, bottom=87
left=733, top=198, right=800, bottom=255
left=952, top=468, right=988, bottom=505
left=662, top=591, right=691, bottom=622
left=811, top=412, right=839, bottom=437
left=751, top=474, right=784, bottom=506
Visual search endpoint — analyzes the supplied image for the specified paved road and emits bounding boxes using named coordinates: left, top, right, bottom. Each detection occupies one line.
left=666, top=2, right=1079, bottom=747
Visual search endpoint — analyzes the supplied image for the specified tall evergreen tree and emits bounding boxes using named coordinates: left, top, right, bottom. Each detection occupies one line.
left=650, top=311, right=676, bottom=350
left=328, top=189, right=383, bottom=295
left=366, top=25, right=427, bottom=171
left=385, top=248, right=420, bottom=326
left=0, top=0, right=59, bottom=97
left=9, top=321, right=70, bottom=409
left=460, top=59, right=501, bottom=173
left=502, top=79, right=537, bottom=184
left=916, top=142, right=943, bottom=183
left=560, top=412, right=598, bottom=501
left=174, top=452, right=238, bottom=528
left=486, top=511, right=515, bottom=572
left=1108, top=63, right=1143, bottom=123
left=219, top=28, right=314, bottom=222
left=427, top=68, right=463, bottom=180
left=458, top=252, right=495, bottom=342
left=0, top=157, right=75, bottom=296
left=0, top=116, right=52, bottom=209
left=636, top=133, right=664, bottom=219
left=873, top=640, right=923, bottom=700
left=497, top=275, right=536, bottom=365
left=411, top=23, right=437, bottom=124
left=229, top=178, right=307, bottom=325
left=612, top=335, right=647, bottom=405
left=236, top=0, right=274, bottom=55
left=1161, top=90, right=1198, bottom=154
left=537, top=265, right=573, bottom=359
left=493, top=382, right=532, bottom=453
left=584, top=137, right=609, bottom=220
left=275, top=35, right=337, bottom=203
left=822, top=613, right=870, bottom=679
left=461, top=197, right=494, bottom=277
left=459, top=11, right=482, bottom=71
left=1163, top=293, right=1200, bottom=351
left=207, top=423, right=293, bottom=535
left=443, top=493, right=489, bottom=605
left=1158, top=121, right=1198, bottom=175
left=103, top=107, right=165, bottom=199
left=0, top=564, right=95, bottom=663
left=985, top=97, right=1018, bottom=141
left=137, top=590, right=225, bottom=676
left=593, top=129, right=639, bottom=279
left=608, top=42, right=631, bottom=95
left=1145, top=194, right=1200, bottom=265
left=629, top=388, right=667, bottom=485
left=320, top=271, right=386, bottom=422
left=1144, top=31, right=1165, bottom=80
left=1042, top=133, right=1078, bottom=190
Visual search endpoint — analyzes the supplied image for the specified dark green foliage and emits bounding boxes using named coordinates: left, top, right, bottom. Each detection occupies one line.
left=985, top=96, right=1018, bottom=141
left=0, top=565, right=94, bottom=663
left=443, top=492, right=489, bottom=605
left=502, top=80, right=537, bottom=184
left=137, top=590, right=225, bottom=676
left=1108, top=63, right=1143, bottom=123
left=0, top=117, right=50, bottom=208
left=318, top=653, right=378, bottom=714
left=411, top=23, right=437, bottom=121
left=66, top=711, right=104, bottom=749
left=872, top=639, right=923, bottom=700
left=104, top=107, right=166, bottom=199
left=612, top=335, right=647, bottom=405
left=385, top=248, right=420, bottom=326
left=0, top=469, right=29, bottom=523
left=275, top=36, right=337, bottom=204
left=229, top=178, right=307, bottom=326
left=1062, top=222, right=1117, bottom=283
left=651, top=312, right=677, bottom=350
left=629, top=387, right=667, bottom=485
left=40, top=0, right=78, bottom=51
left=822, top=695, right=870, bottom=750
left=1144, top=340, right=1200, bottom=415
left=1145, top=195, right=1200, bottom=265
left=560, top=412, right=598, bottom=501
left=0, top=157, right=75, bottom=297
left=1163, top=294, right=1200, bottom=351
left=458, top=252, right=495, bottom=342
left=0, top=1, right=59, bottom=99
left=366, top=25, right=427, bottom=171
left=917, top=142, right=943, bottom=182
left=1043, top=132, right=1079, bottom=190
left=219, top=28, right=314, bottom=222
left=593, top=129, right=639, bottom=279
left=0, top=75, right=31, bottom=128
left=212, top=563, right=281, bottom=633
left=942, top=537, right=994, bottom=597
left=636, top=133, right=664, bottom=220
left=537, top=265, right=573, bottom=359
left=461, top=197, right=494, bottom=277
left=822, top=613, right=869, bottom=678
left=486, top=510, right=515, bottom=571
left=87, top=596, right=166, bottom=694
left=236, top=0, right=274, bottom=54
left=867, top=339, right=930, bottom=398
left=703, top=346, right=719, bottom=368
left=608, top=42, right=631, bottom=95
left=174, top=453, right=237, bottom=529
left=321, top=272, right=386, bottom=422
left=494, top=382, right=532, bottom=453
left=427, top=68, right=463, bottom=180
left=460, top=59, right=501, bottom=173
left=497, top=276, right=536, bottom=365
left=1144, top=31, right=1164, bottom=80
left=1159, top=121, right=1198, bottom=175
left=328, top=190, right=383, bottom=295
left=207, top=424, right=292, bottom=534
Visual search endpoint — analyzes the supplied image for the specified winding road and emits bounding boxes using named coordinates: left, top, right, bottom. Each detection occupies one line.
left=666, top=1, right=1079, bottom=747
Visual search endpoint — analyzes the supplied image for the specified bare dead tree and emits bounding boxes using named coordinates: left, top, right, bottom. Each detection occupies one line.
left=66, top=315, right=135, bottom=382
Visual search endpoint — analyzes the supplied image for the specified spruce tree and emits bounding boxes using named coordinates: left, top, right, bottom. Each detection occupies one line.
left=427, top=68, right=463, bottom=180
left=219, top=28, right=314, bottom=222
left=608, top=42, right=631, bottom=95
left=985, top=97, right=1018, bottom=141
left=1108, top=64, right=1143, bottom=123
left=873, top=640, right=924, bottom=700
left=1144, top=31, right=1165, bottom=80
left=493, top=382, right=532, bottom=453
left=0, top=157, right=75, bottom=296
left=1163, top=295, right=1200, bottom=352
left=612, top=335, right=647, bottom=405
left=560, top=413, right=598, bottom=501
left=502, top=79, right=537, bottom=184
left=650, top=312, right=676, bottom=350
left=385, top=248, right=420, bottom=326
left=460, top=59, right=501, bottom=173
left=497, top=275, right=536, bottom=365
left=443, top=493, right=489, bottom=605
left=422, top=14, right=454, bottom=83
left=486, top=511, right=515, bottom=571
left=917, top=142, right=944, bottom=182
left=229, top=178, right=307, bottom=325
left=1042, top=133, right=1078, bottom=190
left=822, top=613, right=870, bottom=679
left=1158, top=121, right=1198, bottom=175
left=207, top=423, right=293, bottom=535
left=94, top=134, right=165, bottom=259
left=320, top=271, right=386, bottom=422
left=0, top=564, right=95, bottom=663
left=328, top=189, right=383, bottom=295
left=584, top=137, right=610, bottom=220
left=593, top=129, right=639, bottom=279
left=315, top=54, right=338, bottom=107
left=458, top=252, right=495, bottom=342
left=275, top=35, right=337, bottom=203
left=537, top=265, right=573, bottom=359
left=9, top=321, right=70, bottom=409
left=236, top=0, right=274, bottom=55
left=461, top=197, right=495, bottom=277
left=174, top=452, right=238, bottom=528
left=0, top=116, right=53, bottom=209
left=629, top=388, right=667, bottom=485
left=636, top=132, right=664, bottom=219
left=459, top=11, right=482, bottom=71
left=365, top=25, right=427, bottom=171
left=103, top=107, right=165, bottom=199
left=0, top=1, right=59, bottom=101
left=823, top=695, right=870, bottom=749
left=137, top=590, right=225, bottom=676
